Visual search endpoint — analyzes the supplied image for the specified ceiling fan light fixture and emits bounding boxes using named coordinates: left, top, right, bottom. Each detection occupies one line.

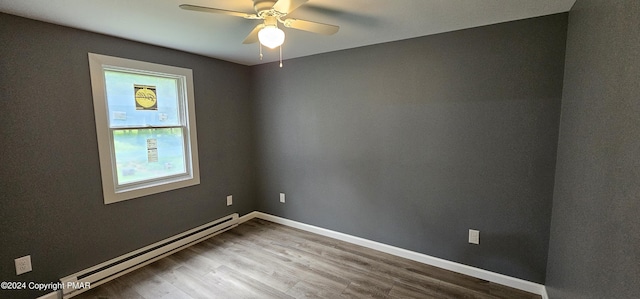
left=258, top=25, right=285, bottom=49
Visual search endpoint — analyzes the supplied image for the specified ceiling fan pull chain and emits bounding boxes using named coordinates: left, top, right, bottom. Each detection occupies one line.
left=259, top=43, right=263, bottom=60
left=279, top=45, right=283, bottom=68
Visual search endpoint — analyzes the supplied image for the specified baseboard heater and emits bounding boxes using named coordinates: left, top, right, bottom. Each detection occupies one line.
left=60, top=213, right=239, bottom=298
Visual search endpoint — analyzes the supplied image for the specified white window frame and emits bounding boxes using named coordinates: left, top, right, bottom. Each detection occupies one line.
left=88, top=53, right=200, bottom=204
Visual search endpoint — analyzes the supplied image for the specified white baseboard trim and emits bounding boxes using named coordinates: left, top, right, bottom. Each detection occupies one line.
left=241, top=211, right=548, bottom=298
left=238, top=211, right=260, bottom=224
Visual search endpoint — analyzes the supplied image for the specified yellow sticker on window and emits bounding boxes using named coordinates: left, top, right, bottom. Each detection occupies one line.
left=134, top=85, right=157, bottom=110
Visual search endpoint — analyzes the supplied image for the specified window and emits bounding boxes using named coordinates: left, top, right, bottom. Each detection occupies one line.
left=88, top=53, right=199, bottom=204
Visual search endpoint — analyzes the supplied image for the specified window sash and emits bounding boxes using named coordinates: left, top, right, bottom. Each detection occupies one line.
left=109, top=126, right=191, bottom=189
left=104, top=67, right=186, bottom=129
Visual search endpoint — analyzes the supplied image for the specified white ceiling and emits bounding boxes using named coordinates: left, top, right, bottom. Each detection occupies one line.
left=0, top=0, right=575, bottom=66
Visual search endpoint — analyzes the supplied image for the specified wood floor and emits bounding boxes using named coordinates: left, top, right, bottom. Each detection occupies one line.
left=74, top=219, right=541, bottom=299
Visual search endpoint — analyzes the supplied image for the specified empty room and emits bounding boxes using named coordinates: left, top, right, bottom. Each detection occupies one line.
left=0, top=0, right=638, bottom=298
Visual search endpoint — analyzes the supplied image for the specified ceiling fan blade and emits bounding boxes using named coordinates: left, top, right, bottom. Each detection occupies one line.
left=179, top=4, right=258, bottom=19
left=283, top=19, right=339, bottom=35
left=243, top=24, right=265, bottom=44
left=272, top=0, right=308, bottom=14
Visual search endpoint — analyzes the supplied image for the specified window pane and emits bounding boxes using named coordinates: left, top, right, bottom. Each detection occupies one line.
left=113, top=128, right=187, bottom=185
left=105, top=70, right=181, bottom=128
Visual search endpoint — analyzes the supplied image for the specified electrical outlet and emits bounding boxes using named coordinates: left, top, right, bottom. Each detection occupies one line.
left=279, top=192, right=285, bottom=203
left=15, top=255, right=32, bottom=275
left=226, top=195, right=232, bottom=206
left=469, top=229, right=480, bottom=245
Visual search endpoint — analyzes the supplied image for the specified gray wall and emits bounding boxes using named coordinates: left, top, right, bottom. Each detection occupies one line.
left=253, top=14, right=567, bottom=283
left=0, top=13, right=256, bottom=299
left=545, top=0, right=640, bottom=298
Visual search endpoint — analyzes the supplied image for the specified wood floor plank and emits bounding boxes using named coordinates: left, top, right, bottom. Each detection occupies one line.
left=73, top=270, right=146, bottom=299
left=285, top=280, right=346, bottom=298
left=119, top=266, right=191, bottom=299
left=214, top=265, right=295, bottom=299
left=231, top=222, right=395, bottom=291
left=155, top=265, right=226, bottom=299
left=191, top=239, right=299, bottom=293
left=215, top=230, right=352, bottom=292
left=389, top=280, right=444, bottom=299
left=220, top=240, right=349, bottom=293
left=73, top=218, right=541, bottom=299
left=341, top=280, right=393, bottom=299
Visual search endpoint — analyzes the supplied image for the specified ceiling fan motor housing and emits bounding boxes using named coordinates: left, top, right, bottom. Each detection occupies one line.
left=254, top=0, right=277, bottom=13
left=179, top=0, right=339, bottom=46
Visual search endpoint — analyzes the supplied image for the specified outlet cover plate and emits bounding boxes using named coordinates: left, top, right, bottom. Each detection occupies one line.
left=15, top=255, right=32, bottom=275
left=279, top=193, right=285, bottom=203
left=226, top=195, right=232, bottom=206
left=469, top=229, right=480, bottom=245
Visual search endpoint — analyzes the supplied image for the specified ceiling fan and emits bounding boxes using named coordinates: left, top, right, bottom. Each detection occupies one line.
left=180, top=0, right=339, bottom=65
